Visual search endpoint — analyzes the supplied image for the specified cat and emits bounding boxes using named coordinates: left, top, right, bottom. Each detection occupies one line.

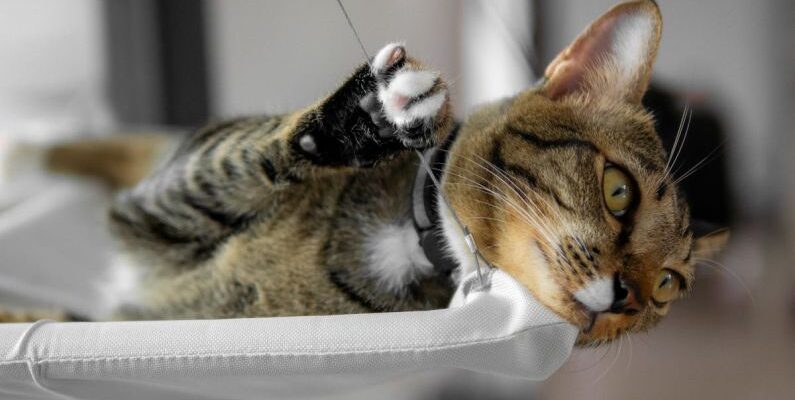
left=0, top=0, right=727, bottom=346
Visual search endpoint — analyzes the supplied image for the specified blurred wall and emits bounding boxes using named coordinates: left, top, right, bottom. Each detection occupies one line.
left=205, top=0, right=539, bottom=120
left=0, top=0, right=111, bottom=141
left=205, top=0, right=463, bottom=118
left=461, top=0, right=536, bottom=113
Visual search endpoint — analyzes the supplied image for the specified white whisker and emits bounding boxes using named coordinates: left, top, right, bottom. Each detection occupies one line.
left=693, top=257, right=756, bottom=308
left=592, top=334, right=622, bottom=384
left=657, top=104, right=691, bottom=187
left=667, top=105, right=693, bottom=181
left=442, top=156, right=561, bottom=246
left=672, top=141, right=725, bottom=185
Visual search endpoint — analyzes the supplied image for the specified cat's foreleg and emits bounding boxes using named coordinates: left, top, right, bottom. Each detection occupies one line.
left=287, top=43, right=453, bottom=169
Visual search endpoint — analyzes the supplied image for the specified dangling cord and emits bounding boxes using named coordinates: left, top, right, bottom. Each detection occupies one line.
left=335, top=0, right=372, bottom=69
left=413, top=149, right=488, bottom=287
left=334, top=0, right=489, bottom=288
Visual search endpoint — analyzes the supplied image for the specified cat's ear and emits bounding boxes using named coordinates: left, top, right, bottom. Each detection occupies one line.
left=691, top=225, right=730, bottom=260
left=541, top=0, right=662, bottom=104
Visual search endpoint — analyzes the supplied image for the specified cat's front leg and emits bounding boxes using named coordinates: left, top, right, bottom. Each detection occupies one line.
left=296, top=43, right=452, bottom=167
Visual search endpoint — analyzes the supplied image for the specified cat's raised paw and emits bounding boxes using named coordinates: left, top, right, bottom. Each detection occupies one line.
left=367, top=43, right=449, bottom=148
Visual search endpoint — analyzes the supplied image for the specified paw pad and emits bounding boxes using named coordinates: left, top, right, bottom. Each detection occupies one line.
left=372, top=43, right=405, bottom=75
left=298, top=134, right=317, bottom=154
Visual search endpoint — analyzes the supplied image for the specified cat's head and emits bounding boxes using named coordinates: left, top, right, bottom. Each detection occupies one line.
left=444, top=0, right=728, bottom=345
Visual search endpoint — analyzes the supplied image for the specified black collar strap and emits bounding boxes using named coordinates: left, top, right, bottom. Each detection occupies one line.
left=412, top=125, right=460, bottom=275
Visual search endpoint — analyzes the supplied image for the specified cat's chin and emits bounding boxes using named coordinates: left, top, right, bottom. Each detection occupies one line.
left=573, top=310, right=643, bottom=346
left=530, top=293, right=643, bottom=347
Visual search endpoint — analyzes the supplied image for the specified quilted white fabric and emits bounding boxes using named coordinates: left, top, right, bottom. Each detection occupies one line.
left=0, top=180, right=578, bottom=399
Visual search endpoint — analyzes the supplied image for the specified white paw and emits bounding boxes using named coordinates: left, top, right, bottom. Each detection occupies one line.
left=371, top=43, right=447, bottom=129
left=371, top=42, right=405, bottom=72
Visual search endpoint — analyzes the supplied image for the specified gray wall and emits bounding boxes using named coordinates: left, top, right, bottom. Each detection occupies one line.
left=0, top=0, right=111, bottom=141
left=205, top=0, right=463, bottom=117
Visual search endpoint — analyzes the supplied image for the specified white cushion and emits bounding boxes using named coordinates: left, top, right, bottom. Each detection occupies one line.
left=0, top=180, right=577, bottom=399
left=0, top=269, right=576, bottom=399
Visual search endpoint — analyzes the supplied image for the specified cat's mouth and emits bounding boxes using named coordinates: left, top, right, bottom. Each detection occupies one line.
left=495, top=230, right=642, bottom=342
left=567, top=274, right=644, bottom=341
left=568, top=299, right=601, bottom=333
left=582, top=310, right=598, bottom=333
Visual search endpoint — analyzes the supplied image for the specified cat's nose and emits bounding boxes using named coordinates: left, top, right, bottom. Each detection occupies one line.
left=609, top=273, right=642, bottom=315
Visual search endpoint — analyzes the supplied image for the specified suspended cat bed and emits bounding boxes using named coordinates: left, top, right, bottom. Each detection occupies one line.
left=0, top=177, right=577, bottom=399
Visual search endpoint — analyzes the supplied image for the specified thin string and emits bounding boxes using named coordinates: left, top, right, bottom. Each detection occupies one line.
left=334, top=0, right=489, bottom=287
left=414, top=149, right=487, bottom=286
left=335, top=0, right=372, bottom=68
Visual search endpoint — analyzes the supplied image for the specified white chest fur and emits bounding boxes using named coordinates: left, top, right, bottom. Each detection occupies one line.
left=437, top=192, right=478, bottom=285
left=97, top=254, right=144, bottom=318
left=364, top=221, right=434, bottom=294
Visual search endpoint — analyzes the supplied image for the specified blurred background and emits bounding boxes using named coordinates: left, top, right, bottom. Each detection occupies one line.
left=0, top=0, right=793, bottom=399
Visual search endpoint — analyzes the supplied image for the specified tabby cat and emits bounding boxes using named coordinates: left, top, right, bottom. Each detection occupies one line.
left=2, top=0, right=727, bottom=345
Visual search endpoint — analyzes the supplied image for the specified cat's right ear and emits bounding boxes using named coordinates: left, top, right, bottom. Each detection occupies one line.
left=692, top=227, right=730, bottom=261
left=541, top=0, right=662, bottom=104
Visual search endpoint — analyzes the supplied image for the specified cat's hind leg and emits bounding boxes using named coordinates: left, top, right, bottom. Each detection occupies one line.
left=0, top=134, right=175, bottom=189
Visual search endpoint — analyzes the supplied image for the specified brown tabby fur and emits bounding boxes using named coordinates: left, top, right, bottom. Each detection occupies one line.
left=0, top=1, right=726, bottom=346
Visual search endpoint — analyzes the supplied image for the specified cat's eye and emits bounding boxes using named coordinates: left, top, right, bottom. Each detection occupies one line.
left=602, top=166, right=635, bottom=217
left=652, top=269, right=681, bottom=304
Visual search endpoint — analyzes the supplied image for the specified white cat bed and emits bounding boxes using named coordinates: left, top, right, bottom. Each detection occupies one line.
left=0, top=179, right=578, bottom=400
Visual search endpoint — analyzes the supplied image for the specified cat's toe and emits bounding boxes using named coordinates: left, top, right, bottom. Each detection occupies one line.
left=371, top=42, right=405, bottom=76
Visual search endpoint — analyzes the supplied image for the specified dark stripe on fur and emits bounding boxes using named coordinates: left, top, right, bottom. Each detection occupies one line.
left=508, top=126, right=598, bottom=151
left=378, top=57, right=406, bottom=81
left=260, top=157, right=278, bottom=183
left=110, top=202, right=195, bottom=245
left=635, top=152, right=664, bottom=174
left=656, top=181, right=668, bottom=200
left=616, top=225, right=633, bottom=248
left=491, top=141, right=575, bottom=212
left=182, top=193, right=253, bottom=230
left=327, top=271, right=381, bottom=312
left=222, top=159, right=241, bottom=179
left=404, top=78, right=442, bottom=109
left=177, top=117, right=247, bottom=155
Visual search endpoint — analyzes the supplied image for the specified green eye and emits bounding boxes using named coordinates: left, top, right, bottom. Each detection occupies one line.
left=603, top=166, right=634, bottom=217
left=652, top=269, right=681, bottom=304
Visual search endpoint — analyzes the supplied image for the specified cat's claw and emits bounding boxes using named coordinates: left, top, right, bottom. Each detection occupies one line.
left=364, top=43, right=449, bottom=149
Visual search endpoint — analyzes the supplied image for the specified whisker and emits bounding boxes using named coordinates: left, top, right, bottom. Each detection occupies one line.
left=473, top=158, right=583, bottom=261
left=442, top=167, right=560, bottom=248
left=441, top=159, right=561, bottom=246
left=466, top=153, right=563, bottom=241
left=468, top=215, right=509, bottom=224
left=591, top=334, right=622, bottom=385
left=667, top=106, right=693, bottom=181
left=693, top=257, right=756, bottom=308
left=672, top=141, right=726, bottom=185
left=565, top=344, right=614, bottom=373
left=624, top=332, right=634, bottom=372
left=657, top=104, right=692, bottom=188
